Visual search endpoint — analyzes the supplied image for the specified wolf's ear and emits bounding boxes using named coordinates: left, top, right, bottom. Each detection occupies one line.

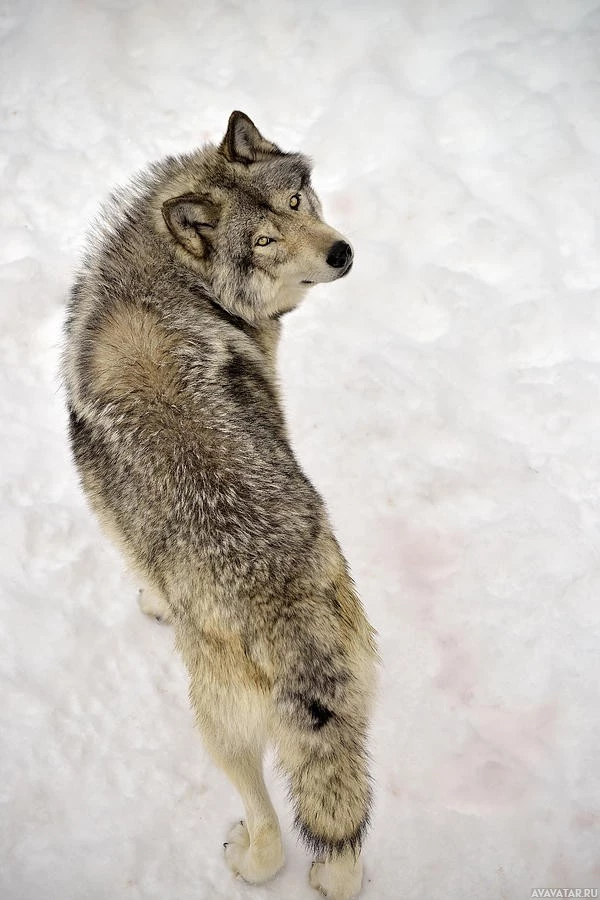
left=220, top=111, right=280, bottom=164
left=161, top=193, right=220, bottom=257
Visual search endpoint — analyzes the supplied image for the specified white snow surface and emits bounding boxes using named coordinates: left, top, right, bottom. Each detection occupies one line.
left=1, top=1, right=600, bottom=898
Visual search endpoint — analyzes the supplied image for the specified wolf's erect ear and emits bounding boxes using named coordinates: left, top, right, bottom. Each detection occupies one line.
left=219, top=111, right=280, bottom=164
left=161, top=193, right=220, bottom=257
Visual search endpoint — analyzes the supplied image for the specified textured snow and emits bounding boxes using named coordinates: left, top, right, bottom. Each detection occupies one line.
left=1, top=1, right=600, bottom=898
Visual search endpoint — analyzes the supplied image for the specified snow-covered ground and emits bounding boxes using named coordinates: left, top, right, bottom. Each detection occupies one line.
left=2, top=1, right=600, bottom=897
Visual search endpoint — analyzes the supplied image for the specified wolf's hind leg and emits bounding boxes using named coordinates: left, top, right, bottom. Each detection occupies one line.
left=309, top=853, right=364, bottom=899
left=186, top=642, right=284, bottom=885
left=217, top=746, right=284, bottom=884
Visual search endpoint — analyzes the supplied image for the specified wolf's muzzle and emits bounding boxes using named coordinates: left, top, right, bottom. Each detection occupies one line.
left=326, top=240, right=353, bottom=271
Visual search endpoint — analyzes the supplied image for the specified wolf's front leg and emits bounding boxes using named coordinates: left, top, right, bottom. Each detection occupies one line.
left=137, top=587, right=173, bottom=623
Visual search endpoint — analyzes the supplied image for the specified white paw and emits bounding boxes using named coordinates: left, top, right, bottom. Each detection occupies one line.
left=310, top=854, right=363, bottom=899
left=224, top=820, right=284, bottom=884
left=137, top=588, right=172, bottom=623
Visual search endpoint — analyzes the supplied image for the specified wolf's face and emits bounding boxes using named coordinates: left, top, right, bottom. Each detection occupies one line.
left=159, top=112, right=353, bottom=324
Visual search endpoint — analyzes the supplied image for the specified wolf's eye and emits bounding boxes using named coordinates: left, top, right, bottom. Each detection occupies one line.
left=289, top=193, right=301, bottom=209
left=255, top=236, right=274, bottom=247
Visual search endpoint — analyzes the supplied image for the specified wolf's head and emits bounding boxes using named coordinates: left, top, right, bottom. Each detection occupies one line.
left=156, top=111, right=353, bottom=324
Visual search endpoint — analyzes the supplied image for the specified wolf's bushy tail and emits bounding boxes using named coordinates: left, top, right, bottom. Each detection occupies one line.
left=277, top=703, right=372, bottom=858
left=273, top=599, right=376, bottom=859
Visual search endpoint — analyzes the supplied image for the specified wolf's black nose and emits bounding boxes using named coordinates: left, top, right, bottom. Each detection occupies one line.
left=326, top=240, right=353, bottom=269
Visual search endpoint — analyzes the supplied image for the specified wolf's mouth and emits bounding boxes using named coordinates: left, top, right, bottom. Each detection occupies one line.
left=301, top=280, right=314, bottom=284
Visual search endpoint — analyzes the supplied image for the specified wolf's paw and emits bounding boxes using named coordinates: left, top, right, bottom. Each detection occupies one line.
left=137, top=588, right=172, bottom=624
left=224, top=820, right=284, bottom=884
left=309, top=854, right=363, bottom=899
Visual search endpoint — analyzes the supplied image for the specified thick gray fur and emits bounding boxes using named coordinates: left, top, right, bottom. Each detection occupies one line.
left=63, top=111, right=377, bottom=899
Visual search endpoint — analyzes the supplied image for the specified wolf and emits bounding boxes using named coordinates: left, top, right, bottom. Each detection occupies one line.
left=62, top=111, right=377, bottom=900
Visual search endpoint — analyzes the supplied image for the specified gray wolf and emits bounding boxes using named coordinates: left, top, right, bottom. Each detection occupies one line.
left=63, top=111, right=377, bottom=899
